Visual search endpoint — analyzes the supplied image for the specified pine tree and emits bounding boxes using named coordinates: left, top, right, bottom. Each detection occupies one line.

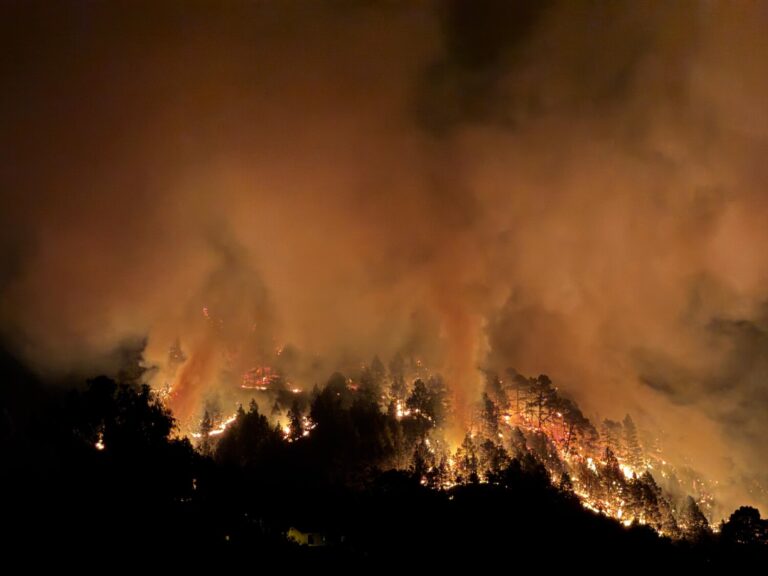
left=410, top=440, right=433, bottom=482
left=478, top=439, right=510, bottom=480
left=505, top=368, right=529, bottom=418
left=359, top=367, right=381, bottom=404
left=426, top=455, right=450, bottom=489
left=388, top=352, right=406, bottom=401
left=559, top=398, right=595, bottom=454
left=198, top=410, right=214, bottom=456
left=627, top=472, right=661, bottom=527
left=679, top=495, right=710, bottom=541
left=600, top=447, right=626, bottom=506
left=525, top=374, right=557, bottom=429
left=370, top=355, right=386, bottom=384
left=406, top=379, right=431, bottom=417
left=483, top=370, right=507, bottom=410
left=286, top=399, right=303, bottom=442
left=455, top=433, right=478, bottom=484
left=601, top=419, right=623, bottom=457
left=480, top=392, right=500, bottom=439
left=623, top=414, right=643, bottom=470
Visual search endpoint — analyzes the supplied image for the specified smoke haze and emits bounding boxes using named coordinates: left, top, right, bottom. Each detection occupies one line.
left=2, top=1, right=768, bottom=514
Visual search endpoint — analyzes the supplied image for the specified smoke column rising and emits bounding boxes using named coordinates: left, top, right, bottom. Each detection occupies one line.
left=2, top=1, right=768, bottom=514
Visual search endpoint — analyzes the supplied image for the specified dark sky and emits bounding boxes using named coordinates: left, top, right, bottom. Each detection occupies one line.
left=2, top=1, right=768, bottom=515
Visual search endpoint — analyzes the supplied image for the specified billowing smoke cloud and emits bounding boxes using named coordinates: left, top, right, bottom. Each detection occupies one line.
left=2, top=1, right=768, bottom=514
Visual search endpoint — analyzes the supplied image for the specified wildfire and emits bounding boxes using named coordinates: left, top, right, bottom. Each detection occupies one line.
left=281, top=414, right=316, bottom=442
left=192, top=414, right=238, bottom=439
left=153, top=342, right=723, bottom=539
left=620, top=464, right=636, bottom=480
left=241, top=366, right=279, bottom=390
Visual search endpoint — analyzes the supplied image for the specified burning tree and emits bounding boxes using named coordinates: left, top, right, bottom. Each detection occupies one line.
left=455, top=434, right=479, bottom=484
left=623, top=414, right=644, bottom=470
left=286, top=399, right=304, bottom=442
left=558, top=397, right=597, bottom=455
left=525, top=374, right=558, bottom=428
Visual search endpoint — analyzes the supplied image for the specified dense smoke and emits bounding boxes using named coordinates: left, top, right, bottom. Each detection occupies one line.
left=2, top=1, right=768, bottom=514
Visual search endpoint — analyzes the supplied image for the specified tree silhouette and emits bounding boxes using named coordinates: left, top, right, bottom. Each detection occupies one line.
left=525, top=374, right=557, bottom=428
left=5, top=351, right=764, bottom=565
left=558, top=397, right=595, bottom=454
left=478, top=438, right=510, bottom=480
left=455, top=433, right=479, bottom=483
left=388, top=353, right=406, bottom=401
left=505, top=368, right=530, bottom=416
left=480, top=392, right=500, bottom=439
left=483, top=370, right=507, bottom=410
left=286, top=399, right=304, bottom=442
left=601, top=419, right=623, bottom=457
left=623, top=414, right=643, bottom=470
left=215, top=400, right=281, bottom=467
left=679, top=495, right=710, bottom=541
left=198, top=409, right=214, bottom=456
left=720, top=506, right=767, bottom=546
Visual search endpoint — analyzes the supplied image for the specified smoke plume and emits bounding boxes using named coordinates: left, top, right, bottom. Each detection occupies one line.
left=2, top=1, right=768, bottom=514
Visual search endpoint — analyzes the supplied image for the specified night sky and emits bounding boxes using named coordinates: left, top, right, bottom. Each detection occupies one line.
left=2, top=1, right=768, bottom=516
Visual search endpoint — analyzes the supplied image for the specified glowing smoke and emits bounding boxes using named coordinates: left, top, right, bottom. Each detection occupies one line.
left=2, top=2, right=768, bottom=513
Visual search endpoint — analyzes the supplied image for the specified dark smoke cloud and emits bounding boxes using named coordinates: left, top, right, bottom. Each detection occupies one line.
left=2, top=1, right=768, bottom=515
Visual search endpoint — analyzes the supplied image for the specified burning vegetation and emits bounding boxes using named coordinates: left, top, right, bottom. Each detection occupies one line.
left=5, top=0, right=768, bottom=567
left=158, top=340, right=753, bottom=545
left=3, top=342, right=768, bottom=567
